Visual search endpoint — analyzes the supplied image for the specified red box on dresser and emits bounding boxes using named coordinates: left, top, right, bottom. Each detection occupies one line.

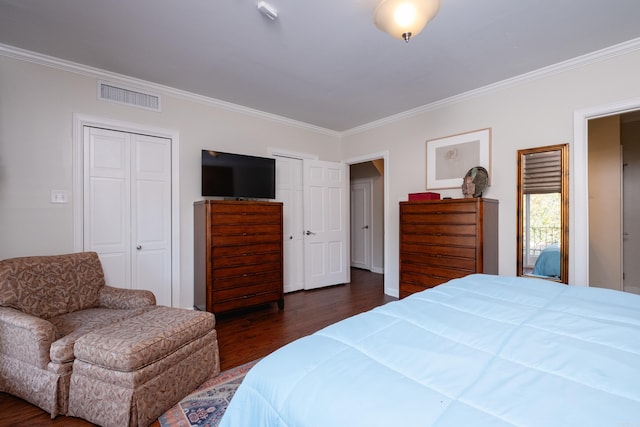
left=408, top=192, right=440, bottom=201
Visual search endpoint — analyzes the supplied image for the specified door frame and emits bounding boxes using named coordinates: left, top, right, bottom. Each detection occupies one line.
left=72, top=114, right=181, bottom=306
left=343, top=151, right=390, bottom=294
left=573, top=97, right=640, bottom=287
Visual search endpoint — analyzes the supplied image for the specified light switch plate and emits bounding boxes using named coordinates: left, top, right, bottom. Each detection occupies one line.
left=51, top=190, right=70, bottom=204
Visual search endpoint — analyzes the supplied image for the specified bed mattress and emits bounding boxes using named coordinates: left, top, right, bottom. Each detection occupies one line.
left=220, top=274, right=640, bottom=427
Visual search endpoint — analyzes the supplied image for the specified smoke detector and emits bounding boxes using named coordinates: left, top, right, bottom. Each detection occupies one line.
left=257, top=1, right=278, bottom=20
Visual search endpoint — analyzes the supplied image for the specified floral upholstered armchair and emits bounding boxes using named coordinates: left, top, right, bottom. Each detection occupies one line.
left=0, top=252, right=156, bottom=418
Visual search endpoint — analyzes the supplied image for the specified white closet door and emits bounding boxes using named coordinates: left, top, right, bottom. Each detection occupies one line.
left=84, top=127, right=131, bottom=288
left=303, top=159, right=349, bottom=289
left=131, top=134, right=172, bottom=305
left=84, top=127, right=172, bottom=305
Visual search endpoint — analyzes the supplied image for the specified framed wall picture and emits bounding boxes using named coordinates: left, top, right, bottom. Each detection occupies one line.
left=426, top=128, right=491, bottom=190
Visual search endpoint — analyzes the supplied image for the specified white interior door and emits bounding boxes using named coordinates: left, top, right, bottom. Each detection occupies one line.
left=84, top=127, right=172, bottom=305
left=303, top=159, right=349, bottom=289
left=84, top=127, right=131, bottom=288
left=276, top=156, right=305, bottom=292
left=350, top=181, right=371, bottom=270
left=131, top=134, right=172, bottom=304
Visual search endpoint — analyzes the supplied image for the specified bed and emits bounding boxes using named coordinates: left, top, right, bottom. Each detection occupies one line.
left=532, top=245, right=561, bottom=278
left=219, top=274, right=640, bottom=427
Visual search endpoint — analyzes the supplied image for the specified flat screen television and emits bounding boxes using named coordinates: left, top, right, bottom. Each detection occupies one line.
left=201, top=150, right=276, bottom=199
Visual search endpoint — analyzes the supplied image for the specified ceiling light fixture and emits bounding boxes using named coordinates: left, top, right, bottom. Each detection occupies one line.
left=374, top=0, right=441, bottom=43
left=257, top=1, right=278, bottom=20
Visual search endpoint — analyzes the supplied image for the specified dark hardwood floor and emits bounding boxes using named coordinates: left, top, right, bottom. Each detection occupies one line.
left=0, top=268, right=395, bottom=427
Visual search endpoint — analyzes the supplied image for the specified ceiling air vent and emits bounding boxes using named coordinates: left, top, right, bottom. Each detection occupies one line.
left=98, top=81, right=161, bottom=112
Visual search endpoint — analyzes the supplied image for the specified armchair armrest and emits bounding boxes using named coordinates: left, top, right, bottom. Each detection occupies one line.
left=98, top=285, right=156, bottom=309
left=0, top=306, right=58, bottom=369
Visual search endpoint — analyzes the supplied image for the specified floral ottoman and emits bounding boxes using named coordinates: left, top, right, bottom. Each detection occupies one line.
left=67, top=306, right=219, bottom=427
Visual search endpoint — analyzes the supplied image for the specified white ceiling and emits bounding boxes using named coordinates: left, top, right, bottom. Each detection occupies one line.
left=1, top=0, right=640, bottom=132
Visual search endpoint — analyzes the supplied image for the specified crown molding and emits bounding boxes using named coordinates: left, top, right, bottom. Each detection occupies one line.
left=3, top=38, right=640, bottom=139
left=342, top=37, right=640, bottom=137
left=0, top=43, right=340, bottom=138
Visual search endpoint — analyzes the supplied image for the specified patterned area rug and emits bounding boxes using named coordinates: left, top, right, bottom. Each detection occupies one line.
left=158, top=359, right=259, bottom=427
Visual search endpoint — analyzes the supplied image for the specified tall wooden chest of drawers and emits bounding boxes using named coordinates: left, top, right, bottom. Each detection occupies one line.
left=399, top=198, right=498, bottom=298
left=194, top=200, right=284, bottom=314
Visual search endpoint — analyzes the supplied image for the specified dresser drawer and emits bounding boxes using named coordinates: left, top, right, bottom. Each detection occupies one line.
left=401, top=223, right=476, bottom=236
left=212, top=231, right=281, bottom=246
left=212, top=223, right=281, bottom=236
left=401, top=252, right=476, bottom=271
left=213, top=270, right=281, bottom=290
left=401, top=243, right=476, bottom=259
left=213, top=251, right=281, bottom=269
left=401, top=233, right=476, bottom=247
left=400, top=202, right=478, bottom=215
left=211, top=211, right=281, bottom=225
left=401, top=212, right=478, bottom=225
left=213, top=242, right=281, bottom=258
left=211, top=290, right=282, bottom=314
left=400, top=272, right=447, bottom=289
left=209, top=203, right=281, bottom=216
left=212, top=280, right=281, bottom=302
left=399, top=282, right=439, bottom=298
left=214, top=262, right=281, bottom=280
left=401, top=264, right=471, bottom=281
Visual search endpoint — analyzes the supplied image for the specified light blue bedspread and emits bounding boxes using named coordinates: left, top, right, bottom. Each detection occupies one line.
left=219, top=274, right=640, bottom=427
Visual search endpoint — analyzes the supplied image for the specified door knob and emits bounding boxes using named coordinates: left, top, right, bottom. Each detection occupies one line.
left=362, top=225, right=369, bottom=229
left=305, top=230, right=316, bottom=236
left=136, top=245, right=142, bottom=250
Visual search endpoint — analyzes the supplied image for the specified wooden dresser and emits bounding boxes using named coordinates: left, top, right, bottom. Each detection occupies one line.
left=194, top=200, right=284, bottom=314
left=399, top=198, right=498, bottom=298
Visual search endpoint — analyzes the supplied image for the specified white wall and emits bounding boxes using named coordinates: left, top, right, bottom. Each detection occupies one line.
left=342, top=47, right=640, bottom=296
left=0, top=54, right=341, bottom=308
left=4, top=44, right=640, bottom=302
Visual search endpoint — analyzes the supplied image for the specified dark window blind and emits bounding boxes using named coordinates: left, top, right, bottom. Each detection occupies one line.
left=523, top=150, right=561, bottom=194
